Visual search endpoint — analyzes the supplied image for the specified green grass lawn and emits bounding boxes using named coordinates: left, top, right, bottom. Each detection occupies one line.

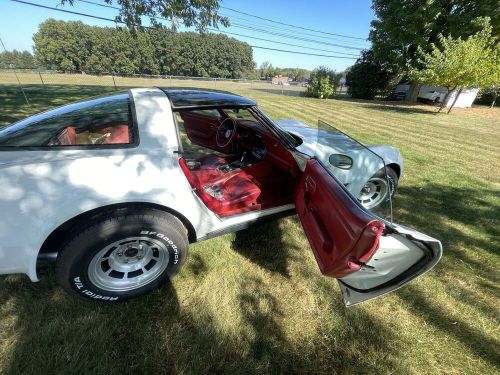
left=0, top=81, right=499, bottom=375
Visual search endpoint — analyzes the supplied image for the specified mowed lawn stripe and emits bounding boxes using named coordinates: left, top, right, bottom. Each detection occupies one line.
left=260, top=98, right=500, bottom=182
left=260, top=98, right=500, bottom=181
left=273, top=98, right=500, bottom=155
left=262, top=96, right=500, bottom=154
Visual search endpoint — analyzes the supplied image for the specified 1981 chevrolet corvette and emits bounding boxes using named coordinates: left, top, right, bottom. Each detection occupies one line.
left=0, top=88, right=442, bottom=305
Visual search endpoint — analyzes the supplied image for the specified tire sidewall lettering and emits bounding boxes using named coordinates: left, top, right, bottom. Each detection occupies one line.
left=70, top=228, right=180, bottom=300
left=72, top=276, right=119, bottom=301
left=140, top=230, right=179, bottom=265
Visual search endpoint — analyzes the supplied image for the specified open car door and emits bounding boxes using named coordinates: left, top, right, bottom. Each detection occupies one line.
left=294, top=123, right=442, bottom=306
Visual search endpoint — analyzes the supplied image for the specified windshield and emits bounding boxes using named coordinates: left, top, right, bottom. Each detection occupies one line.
left=252, top=107, right=301, bottom=147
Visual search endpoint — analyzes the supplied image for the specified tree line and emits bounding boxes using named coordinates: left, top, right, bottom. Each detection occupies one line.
left=0, top=50, right=36, bottom=69
left=32, top=19, right=255, bottom=78
left=258, top=61, right=311, bottom=82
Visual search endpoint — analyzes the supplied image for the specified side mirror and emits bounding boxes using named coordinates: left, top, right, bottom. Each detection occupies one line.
left=329, top=154, right=353, bottom=170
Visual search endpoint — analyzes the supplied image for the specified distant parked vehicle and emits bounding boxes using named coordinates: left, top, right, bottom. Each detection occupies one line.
left=385, top=91, right=406, bottom=101
left=417, top=87, right=446, bottom=104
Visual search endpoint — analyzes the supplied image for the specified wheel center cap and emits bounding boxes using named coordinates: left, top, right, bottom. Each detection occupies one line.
left=124, top=247, right=139, bottom=257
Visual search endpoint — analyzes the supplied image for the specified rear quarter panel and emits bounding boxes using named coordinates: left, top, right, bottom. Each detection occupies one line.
left=0, top=88, right=219, bottom=280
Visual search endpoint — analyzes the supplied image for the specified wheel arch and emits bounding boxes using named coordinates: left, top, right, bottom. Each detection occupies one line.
left=386, top=163, right=401, bottom=178
left=37, top=202, right=197, bottom=274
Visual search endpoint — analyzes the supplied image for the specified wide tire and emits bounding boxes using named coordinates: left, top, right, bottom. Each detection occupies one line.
left=55, top=210, right=188, bottom=302
left=358, top=167, right=398, bottom=211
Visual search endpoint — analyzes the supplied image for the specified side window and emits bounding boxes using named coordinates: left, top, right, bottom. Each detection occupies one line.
left=0, top=93, right=133, bottom=147
left=223, top=108, right=256, bottom=121
left=189, top=109, right=221, bottom=119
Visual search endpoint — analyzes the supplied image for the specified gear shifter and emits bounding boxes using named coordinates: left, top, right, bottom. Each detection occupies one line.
left=240, top=151, right=247, bottom=163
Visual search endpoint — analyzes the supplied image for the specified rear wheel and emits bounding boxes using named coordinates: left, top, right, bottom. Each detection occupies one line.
left=55, top=210, right=188, bottom=302
left=358, top=167, right=398, bottom=211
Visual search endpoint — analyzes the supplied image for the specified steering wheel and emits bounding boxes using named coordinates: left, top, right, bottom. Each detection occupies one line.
left=216, top=117, right=237, bottom=148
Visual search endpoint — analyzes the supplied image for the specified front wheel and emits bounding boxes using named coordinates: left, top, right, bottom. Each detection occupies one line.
left=358, top=167, right=398, bottom=211
left=56, top=210, right=188, bottom=302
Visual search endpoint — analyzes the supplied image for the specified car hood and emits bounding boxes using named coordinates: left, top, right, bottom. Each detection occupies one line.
left=275, top=119, right=404, bottom=200
left=275, top=119, right=403, bottom=172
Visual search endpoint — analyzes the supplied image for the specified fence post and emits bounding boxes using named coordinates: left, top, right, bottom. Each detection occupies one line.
left=112, top=74, right=117, bottom=90
left=170, top=75, right=172, bottom=88
left=214, top=77, right=217, bottom=89
left=38, top=70, right=46, bottom=89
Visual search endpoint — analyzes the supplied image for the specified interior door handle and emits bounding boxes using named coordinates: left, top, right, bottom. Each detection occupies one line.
left=305, top=176, right=316, bottom=193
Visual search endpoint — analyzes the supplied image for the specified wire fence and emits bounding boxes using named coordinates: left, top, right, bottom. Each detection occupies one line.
left=0, top=69, right=308, bottom=103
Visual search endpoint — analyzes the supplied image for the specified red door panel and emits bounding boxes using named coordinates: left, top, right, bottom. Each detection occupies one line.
left=179, top=111, right=227, bottom=152
left=295, top=159, right=385, bottom=278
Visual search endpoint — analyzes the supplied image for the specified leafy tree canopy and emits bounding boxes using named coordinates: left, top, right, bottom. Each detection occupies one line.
left=411, top=18, right=499, bottom=112
left=346, top=50, right=399, bottom=100
left=61, top=0, right=229, bottom=32
left=33, top=19, right=255, bottom=78
left=370, top=0, right=500, bottom=69
left=258, top=61, right=310, bottom=81
left=305, top=66, right=342, bottom=99
left=370, top=0, right=500, bottom=101
left=0, top=50, right=36, bottom=69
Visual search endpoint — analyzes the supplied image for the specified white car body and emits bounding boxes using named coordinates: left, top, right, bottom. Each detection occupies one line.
left=0, top=88, right=442, bottom=305
left=0, top=88, right=294, bottom=280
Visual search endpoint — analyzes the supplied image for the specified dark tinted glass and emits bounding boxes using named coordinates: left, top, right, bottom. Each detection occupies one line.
left=0, top=93, right=132, bottom=147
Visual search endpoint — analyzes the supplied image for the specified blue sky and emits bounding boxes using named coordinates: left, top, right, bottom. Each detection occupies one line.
left=0, top=0, right=374, bottom=71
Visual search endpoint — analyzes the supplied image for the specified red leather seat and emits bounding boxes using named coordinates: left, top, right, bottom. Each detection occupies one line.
left=179, top=157, right=261, bottom=216
left=197, top=154, right=228, bottom=170
left=209, top=172, right=261, bottom=213
left=57, top=127, right=77, bottom=145
left=100, top=125, right=130, bottom=144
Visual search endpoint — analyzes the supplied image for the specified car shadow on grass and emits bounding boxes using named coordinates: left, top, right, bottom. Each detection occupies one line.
left=1, top=268, right=410, bottom=374
left=236, top=274, right=409, bottom=374
left=354, top=102, right=439, bottom=116
left=231, top=220, right=297, bottom=277
left=397, top=285, right=500, bottom=366
left=391, top=183, right=500, bottom=367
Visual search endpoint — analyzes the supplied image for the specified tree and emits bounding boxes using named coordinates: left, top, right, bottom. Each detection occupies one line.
left=305, top=66, right=341, bottom=99
left=0, top=50, right=36, bottom=69
left=280, top=67, right=310, bottom=82
left=33, top=19, right=92, bottom=71
left=61, top=0, right=229, bottom=32
left=411, top=18, right=498, bottom=113
left=259, top=61, right=274, bottom=80
left=346, top=50, right=399, bottom=100
left=370, top=0, right=500, bottom=102
left=478, top=41, right=500, bottom=108
left=33, top=20, right=255, bottom=78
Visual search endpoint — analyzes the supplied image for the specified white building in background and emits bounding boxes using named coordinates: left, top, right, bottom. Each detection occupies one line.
left=395, top=84, right=479, bottom=108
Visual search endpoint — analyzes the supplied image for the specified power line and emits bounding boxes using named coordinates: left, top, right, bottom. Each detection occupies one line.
left=10, top=0, right=358, bottom=59
left=0, top=35, right=31, bottom=107
left=218, top=12, right=369, bottom=45
left=207, top=28, right=359, bottom=57
left=231, top=22, right=364, bottom=51
left=220, top=6, right=367, bottom=40
left=73, top=0, right=360, bottom=56
left=240, top=45, right=356, bottom=59
left=78, top=0, right=364, bottom=51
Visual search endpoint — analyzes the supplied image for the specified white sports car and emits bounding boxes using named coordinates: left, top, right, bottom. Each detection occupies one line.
left=0, top=88, right=442, bottom=305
